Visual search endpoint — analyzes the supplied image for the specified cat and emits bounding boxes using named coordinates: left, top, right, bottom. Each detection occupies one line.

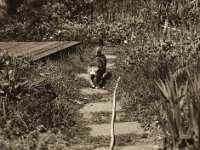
left=88, top=47, right=107, bottom=88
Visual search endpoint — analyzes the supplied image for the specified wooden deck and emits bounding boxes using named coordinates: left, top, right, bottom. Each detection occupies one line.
left=0, top=41, right=81, bottom=61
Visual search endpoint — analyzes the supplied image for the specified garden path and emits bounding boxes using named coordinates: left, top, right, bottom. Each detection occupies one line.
left=71, top=51, right=160, bottom=150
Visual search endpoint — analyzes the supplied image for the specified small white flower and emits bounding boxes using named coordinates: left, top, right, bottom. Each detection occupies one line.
left=5, top=61, right=9, bottom=65
left=57, top=30, right=61, bottom=34
left=124, top=40, right=128, bottom=44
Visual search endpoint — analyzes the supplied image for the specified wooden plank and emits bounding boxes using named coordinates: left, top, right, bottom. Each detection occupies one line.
left=32, top=41, right=80, bottom=60
left=0, top=42, right=25, bottom=49
left=16, top=42, right=38, bottom=53
left=14, top=41, right=59, bottom=56
left=31, top=41, right=70, bottom=56
left=0, top=41, right=81, bottom=60
left=5, top=42, right=36, bottom=53
left=33, top=41, right=79, bottom=56
left=15, top=42, right=53, bottom=55
left=0, top=42, right=14, bottom=49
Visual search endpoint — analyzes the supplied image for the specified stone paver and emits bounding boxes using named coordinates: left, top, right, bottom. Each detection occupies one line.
left=70, top=144, right=95, bottom=150
left=82, top=111, right=125, bottom=122
left=80, top=102, right=122, bottom=113
left=105, top=55, right=117, bottom=59
left=95, top=145, right=160, bottom=150
left=80, top=88, right=108, bottom=95
left=88, top=122, right=146, bottom=136
left=82, top=113, right=93, bottom=120
left=107, top=63, right=116, bottom=69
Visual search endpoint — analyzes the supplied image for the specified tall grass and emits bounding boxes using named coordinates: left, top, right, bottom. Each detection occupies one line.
left=156, top=70, right=200, bottom=149
left=188, top=72, right=200, bottom=148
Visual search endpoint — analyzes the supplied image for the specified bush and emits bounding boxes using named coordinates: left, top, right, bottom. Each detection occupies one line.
left=0, top=0, right=91, bottom=41
left=115, top=19, right=200, bottom=148
left=0, top=49, right=81, bottom=141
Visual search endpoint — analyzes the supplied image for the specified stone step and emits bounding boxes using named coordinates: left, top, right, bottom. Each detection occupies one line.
left=80, top=102, right=122, bottom=114
left=80, top=102, right=123, bottom=121
left=107, top=63, right=116, bottom=69
left=86, top=111, right=126, bottom=124
left=69, top=133, right=159, bottom=149
left=105, top=55, right=117, bottom=60
left=95, top=145, right=160, bottom=150
left=69, top=144, right=95, bottom=150
left=88, top=122, right=146, bottom=137
left=80, top=88, right=108, bottom=95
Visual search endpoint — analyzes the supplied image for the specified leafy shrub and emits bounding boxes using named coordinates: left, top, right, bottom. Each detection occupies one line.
left=0, top=0, right=91, bottom=41
left=0, top=50, right=32, bottom=100
left=0, top=49, right=81, bottom=141
left=116, top=18, right=200, bottom=148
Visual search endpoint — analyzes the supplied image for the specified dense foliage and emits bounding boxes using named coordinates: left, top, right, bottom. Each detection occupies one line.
left=0, top=49, right=83, bottom=149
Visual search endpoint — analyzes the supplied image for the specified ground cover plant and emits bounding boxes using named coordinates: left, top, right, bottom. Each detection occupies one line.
left=0, top=49, right=89, bottom=149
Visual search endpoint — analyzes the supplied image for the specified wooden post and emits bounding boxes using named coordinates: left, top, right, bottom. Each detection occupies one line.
left=109, top=77, right=121, bottom=150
